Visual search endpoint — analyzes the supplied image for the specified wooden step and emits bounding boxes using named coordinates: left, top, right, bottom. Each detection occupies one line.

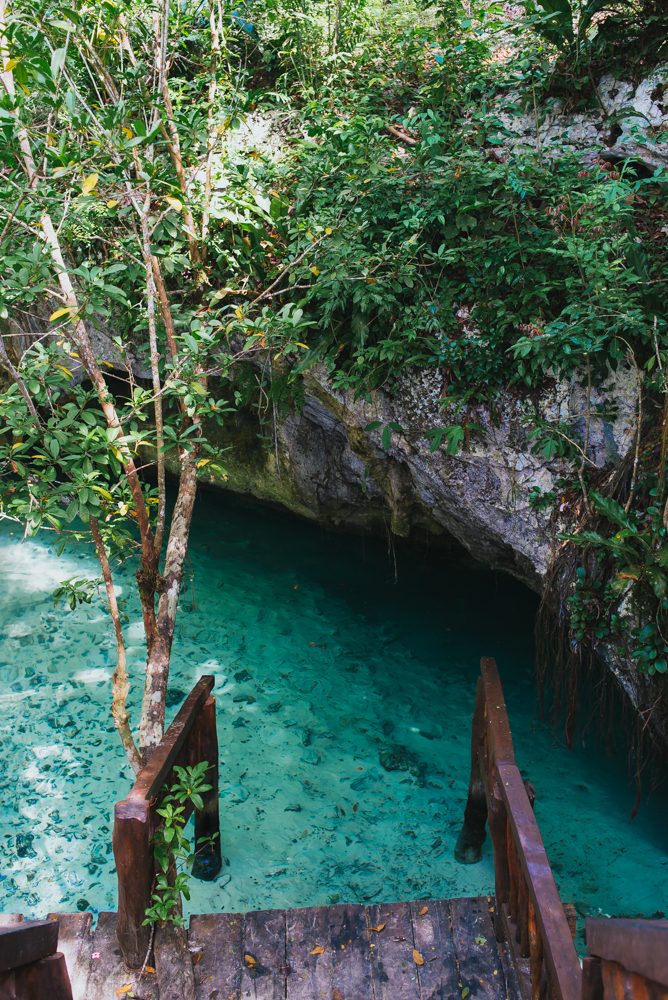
left=41, top=895, right=520, bottom=1000
left=189, top=895, right=514, bottom=1000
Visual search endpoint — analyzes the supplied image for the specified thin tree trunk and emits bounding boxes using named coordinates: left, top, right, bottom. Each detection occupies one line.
left=139, top=198, right=167, bottom=557
left=89, top=517, right=143, bottom=774
left=201, top=0, right=222, bottom=250
left=39, top=213, right=160, bottom=654
left=151, top=255, right=179, bottom=361
left=138, top=442, right=200, bottom=754
left=154, top=0, right=201, bottom=266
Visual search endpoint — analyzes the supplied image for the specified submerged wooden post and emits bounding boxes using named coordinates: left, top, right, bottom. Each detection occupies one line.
left=454, top=676, right=488, bottom=863
left=189, top=694, right=222, bottom=881
left=113, top=675, right=219, bottom=969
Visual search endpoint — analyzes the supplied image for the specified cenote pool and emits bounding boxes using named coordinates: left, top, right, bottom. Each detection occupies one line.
left=1, top=491, right=666, bottom=950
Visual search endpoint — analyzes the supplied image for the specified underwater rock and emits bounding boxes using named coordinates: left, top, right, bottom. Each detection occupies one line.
left=284, top=803, right=302, bottom=812
left=76, top=899, right=90, bottom=911
left=232, top=717, right=248, bottom=728
left=220, top=783, right=250, bottom=804
left=379, top=745, right=427, bottom=786
left=234, top=669, right=252, bottom=683
left=165, top=688, right=186, bottom=708
left=16, top=833, right=36, bottom=858
left=90, top=844, right=107, bottom=865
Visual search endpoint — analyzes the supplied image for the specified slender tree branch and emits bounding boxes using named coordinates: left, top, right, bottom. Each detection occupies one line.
left=0, top=331, right=39, bottom=418
left=89, top=516, right=142, bottom=774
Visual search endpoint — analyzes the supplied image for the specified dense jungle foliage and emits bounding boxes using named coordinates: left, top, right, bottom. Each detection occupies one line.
left=0, top=0, right=668, bottom=781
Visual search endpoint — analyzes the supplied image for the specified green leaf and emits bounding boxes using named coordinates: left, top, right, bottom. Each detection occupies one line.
left=646, top=566, right=667, bottom=599
left=50, top=47, right=66, bottom=79
left=590, top=491, right=632, bottom=529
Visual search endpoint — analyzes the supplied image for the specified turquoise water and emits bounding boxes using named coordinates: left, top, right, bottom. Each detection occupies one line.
left=0, top=491, right=666, bottom=948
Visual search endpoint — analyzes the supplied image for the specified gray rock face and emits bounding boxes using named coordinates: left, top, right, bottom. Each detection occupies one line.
left=206, top=362, right=636, bottom=590
left=197, top=361, right=668, bottom=754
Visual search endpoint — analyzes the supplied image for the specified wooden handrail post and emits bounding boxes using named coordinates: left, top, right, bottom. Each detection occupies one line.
left=488, top=782, right=510, bottom=939
left=189, top=694, right=222, bottom=881
left=455, top=677, right=489, bottom=864
left=113, top=799, right=153, bottom=970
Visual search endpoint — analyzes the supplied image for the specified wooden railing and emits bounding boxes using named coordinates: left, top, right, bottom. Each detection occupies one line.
left=0, top=918, right=72, bottom=999
left=113, top=674, right=221, bottom=969
left=583, top=918, right=668, bottom=1000
left=456, top=657, right=582, bottom=1000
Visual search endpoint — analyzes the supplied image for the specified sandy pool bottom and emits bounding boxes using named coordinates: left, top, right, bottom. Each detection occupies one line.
left=0, top=493, right=666, bottom=952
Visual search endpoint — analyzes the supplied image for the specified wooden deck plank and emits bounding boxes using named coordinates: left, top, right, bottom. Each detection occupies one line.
left=285, top=905, right=333, bottom=1000
left=367, top=900, right=420, bottom=1000
left=155, top=922, right=196, bottom=1000
left=241, top=908, right=287, bottom=999
left=410, top=899, right=460, bottom=1000
left=82, top=911, right=159, bottom=1000
left=189, top=912, right=244, bottom=1000
left=496, top=932, right=523, bottom=1000
left=450, top=897, right=505, bottom=1000
left=328, top=903, right=374, bottom=1000
left=48, top=912, right=93, bottom=1000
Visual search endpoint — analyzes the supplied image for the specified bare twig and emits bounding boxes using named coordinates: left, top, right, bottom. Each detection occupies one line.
left=0, top=332, right=39, bottom=418
left=252, top=234, right=328, bottom=306
left=624, top=347, right=643, bottom=514
left=386, top=124, right=417, bottom=147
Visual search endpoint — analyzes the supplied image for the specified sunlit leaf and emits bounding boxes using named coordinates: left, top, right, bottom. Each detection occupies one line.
left=49, top=307, right=74, bottom=321
left=81, top=173, right=99, bottom=195
left=166, top=196, right=183, bottom=212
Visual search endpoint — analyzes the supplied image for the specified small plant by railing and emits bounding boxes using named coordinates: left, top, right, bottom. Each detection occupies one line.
left=113, top=675, right=221, bottom=969
left=143, top=763, right=219, bottom=928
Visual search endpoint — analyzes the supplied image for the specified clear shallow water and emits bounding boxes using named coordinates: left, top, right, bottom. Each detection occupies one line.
left=0, top=491, right=666, bottom=949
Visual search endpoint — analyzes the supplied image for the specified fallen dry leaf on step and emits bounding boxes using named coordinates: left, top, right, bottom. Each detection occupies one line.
left=370, top=923, right=386, bottom=932
left=310, top=946, right=324, bottom=955
left=192, top=953, right=203, bottom=965
left=333, top=989, right=345, bottom=1000
left=413, top=949, right=424, bottom=966
left=244, top=954, right=257, bottom=965
left=116, top=988, right=133, bottom=997
left=419, top=906, right=428, bottom=916
left=144, top=966, right=156, bottom=974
